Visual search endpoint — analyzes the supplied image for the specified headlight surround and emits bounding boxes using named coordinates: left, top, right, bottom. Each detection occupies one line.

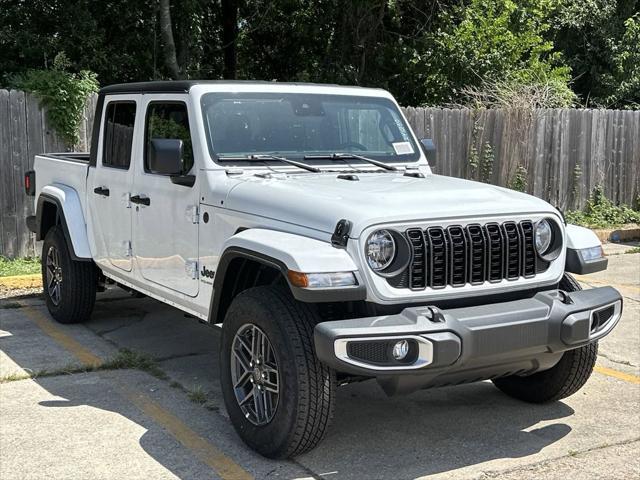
left=366, top=229, right=396, bottom=271
left=534, top=217, right=563, bottom=262
left=535, top=219, right=553, bottom=255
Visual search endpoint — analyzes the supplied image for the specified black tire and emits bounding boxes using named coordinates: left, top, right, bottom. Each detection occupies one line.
left=492, top=273, right=598, bottom=403
left=220, top=286, right=336, bottom=458
left=41, top=226, right=97, bottom=324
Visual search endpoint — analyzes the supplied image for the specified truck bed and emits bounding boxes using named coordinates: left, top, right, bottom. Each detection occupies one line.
left=33, top=153, right=90, bottom=218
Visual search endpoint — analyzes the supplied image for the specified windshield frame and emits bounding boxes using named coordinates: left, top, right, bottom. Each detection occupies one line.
left=200, top=91, right=421, bottom=167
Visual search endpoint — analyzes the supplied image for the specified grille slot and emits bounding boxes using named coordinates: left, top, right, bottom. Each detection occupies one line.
left=485, top=223, right=505, bottom=282
left=397, top=220, right=539, bottom=291
left=426, top=227, right=448, bottom=289
left=447, top=226, right=467, bottom=286
left=502, top=221, right=521, bottom=280
left=519, top=220, right=536, bottom=277
left=466, top=224, right=486, bottom=284
left=407, top=228, right=427, bottom=289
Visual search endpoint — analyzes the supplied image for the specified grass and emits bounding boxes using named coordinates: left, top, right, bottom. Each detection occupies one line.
left=187, top=385, right=208, bottom=405
left=0, top=256, right=40, bottom=277
left=0, top=349, right=168, bottom=384
left=625, top=246, right=640, bottom=254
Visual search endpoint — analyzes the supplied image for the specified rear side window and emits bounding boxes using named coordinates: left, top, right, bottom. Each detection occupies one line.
left=103, top=102, right=136, bottom=169
left=145, top=102, right=193, bottom=174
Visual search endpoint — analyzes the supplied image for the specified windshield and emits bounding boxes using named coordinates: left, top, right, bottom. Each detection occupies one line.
left=200, top=93, right=420, bottom=164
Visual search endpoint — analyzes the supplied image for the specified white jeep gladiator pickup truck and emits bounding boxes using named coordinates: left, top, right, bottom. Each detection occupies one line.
left=25, top=80, right=622, bottom=458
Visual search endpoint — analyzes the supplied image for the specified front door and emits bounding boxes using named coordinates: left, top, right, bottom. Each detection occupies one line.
left=87, top=97, right=139, bottom=272
left=131, top=98, right=199, bottom=297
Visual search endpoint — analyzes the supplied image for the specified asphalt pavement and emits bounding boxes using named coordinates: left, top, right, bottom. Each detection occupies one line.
left=1, top=251, right=638, bottom=479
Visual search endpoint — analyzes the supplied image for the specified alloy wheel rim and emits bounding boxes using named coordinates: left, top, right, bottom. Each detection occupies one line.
left=45, top=245, right=62, bottom=306
left=230, top=324, right=280, bottom=426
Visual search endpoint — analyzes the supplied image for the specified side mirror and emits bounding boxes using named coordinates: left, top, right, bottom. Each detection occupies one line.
left=148, top=138, right=183, bottom=174
left=420, top=138, right=436, bottom=166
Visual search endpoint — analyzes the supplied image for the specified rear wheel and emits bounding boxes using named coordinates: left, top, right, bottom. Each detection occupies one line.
left=41, top=226, right=96, bottom=324
left=220, top=286, right=336, bottom=458
left=492, top=273, right=598, bottom=403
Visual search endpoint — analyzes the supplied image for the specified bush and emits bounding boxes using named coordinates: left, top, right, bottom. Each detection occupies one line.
left=565, top=187, right=640, bottom=228
left=12, top=53, right=98, bottom=146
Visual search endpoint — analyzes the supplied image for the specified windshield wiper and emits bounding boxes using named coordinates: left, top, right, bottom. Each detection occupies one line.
left=304, top=153, right=399, bottom=171
left=217, top=154, right=321, bottom=173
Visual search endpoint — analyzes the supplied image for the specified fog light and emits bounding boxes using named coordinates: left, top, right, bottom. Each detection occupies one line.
left=392, top=340, right=409, bottom=360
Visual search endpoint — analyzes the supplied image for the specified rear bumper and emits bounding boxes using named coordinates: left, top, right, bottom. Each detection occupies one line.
left=314, top=286, right=622, bottom=393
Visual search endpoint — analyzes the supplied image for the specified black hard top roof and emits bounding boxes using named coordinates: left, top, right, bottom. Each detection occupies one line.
left=99, top=80, right=377, bottom=95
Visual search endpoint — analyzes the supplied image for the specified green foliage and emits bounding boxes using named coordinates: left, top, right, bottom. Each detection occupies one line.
left=0, top=256, right=40, bottom=277
left=148, top=115, right=193, bottom=165
left=12, top=53, right=98, bottom=146
left=509, top=165, right=528, bottom=192
left=565, top=186, right=640, bottom=228
left=416, top=0, right=574, bottom=106
left=0, top=0, right=636, bottom=108
left=480, top=142, right=495, bottom=183
left=552, top=0, right=639, bottom=108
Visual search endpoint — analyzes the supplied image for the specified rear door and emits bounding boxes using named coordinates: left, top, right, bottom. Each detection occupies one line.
left=86, top=96, right=139, bottom=272
left=131, top=96, right=199, bottom=296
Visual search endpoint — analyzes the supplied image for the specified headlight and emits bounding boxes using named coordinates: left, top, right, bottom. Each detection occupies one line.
left=535, top=219, right=553, bottom=255
left=366, top=230, right=396, bottom=271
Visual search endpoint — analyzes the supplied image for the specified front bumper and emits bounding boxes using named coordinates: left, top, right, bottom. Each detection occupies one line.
left=314, top=286, right=622, bottom=394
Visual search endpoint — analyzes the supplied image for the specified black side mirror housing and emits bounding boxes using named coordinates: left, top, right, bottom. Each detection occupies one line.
left=420, top=138, right=436, bottom=166
left=148, top=138, right=184, bottom=175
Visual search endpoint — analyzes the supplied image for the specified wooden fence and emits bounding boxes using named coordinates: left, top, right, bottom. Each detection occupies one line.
left=0, top=89, right=638, bottom=258
left=0, top=90, right=95, bottom=259
left=402, top=107, right=640, bottom=212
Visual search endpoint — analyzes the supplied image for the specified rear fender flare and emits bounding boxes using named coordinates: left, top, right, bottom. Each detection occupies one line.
left=36, top=185, right=92, bottom=261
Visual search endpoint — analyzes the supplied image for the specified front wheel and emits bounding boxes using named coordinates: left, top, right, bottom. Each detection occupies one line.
left=41, top=226, right=96, bottom=324
left=220, top=286, right=336, bottom=458
left=493, top=273, right=597, bottom=403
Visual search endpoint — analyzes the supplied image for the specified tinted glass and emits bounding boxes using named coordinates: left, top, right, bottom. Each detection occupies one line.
left=200, top=93, right=419, bottom=164
left=145, top=103, right=193, bottom=174
left=103, top=102, right=136, bottom=169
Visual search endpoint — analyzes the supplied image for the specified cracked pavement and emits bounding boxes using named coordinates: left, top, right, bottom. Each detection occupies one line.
left=1, top=251, right=639, bottom=479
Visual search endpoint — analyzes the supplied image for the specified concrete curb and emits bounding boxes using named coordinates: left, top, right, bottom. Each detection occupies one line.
left=0, top=274, right=42, bottom=289
left=593, top=225, right=640, bottom=243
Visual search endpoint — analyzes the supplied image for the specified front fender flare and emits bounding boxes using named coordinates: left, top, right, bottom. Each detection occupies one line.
left=209, top=229, right=365, bottom=322
left=36, top=185, right=92, bottom=260
left=565, top=224, right=607, bottom=274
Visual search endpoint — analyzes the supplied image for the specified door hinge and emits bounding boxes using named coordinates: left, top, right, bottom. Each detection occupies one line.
left=185, top=260, right=199, bottom=279
left=186, top=205, right=199, bottom=224
left=123, top=240, right=132, bottom=257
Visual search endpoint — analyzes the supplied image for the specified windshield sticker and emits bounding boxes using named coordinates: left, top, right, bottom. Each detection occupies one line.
left=392, top=142, right=414, bottom=155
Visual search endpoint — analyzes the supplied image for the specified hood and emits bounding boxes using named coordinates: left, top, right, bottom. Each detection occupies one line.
left=224, top=172, right=557, bottom=237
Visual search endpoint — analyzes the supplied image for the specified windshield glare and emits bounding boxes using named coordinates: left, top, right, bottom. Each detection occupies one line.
left=201, top=93, right=420, bottom=164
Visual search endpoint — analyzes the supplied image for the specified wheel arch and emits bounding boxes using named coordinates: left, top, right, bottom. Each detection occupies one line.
left=208, top=229, right=364, bottom=324
left=36, top=186, right=92, bottom=261
left=209, top=248, right=291, bottom=325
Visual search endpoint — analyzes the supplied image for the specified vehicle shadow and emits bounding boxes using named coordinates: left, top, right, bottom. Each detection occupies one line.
left=1, top=294, right=575, bottom=479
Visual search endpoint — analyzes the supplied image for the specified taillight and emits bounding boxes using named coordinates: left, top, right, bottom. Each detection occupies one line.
left=24, top=170, right=35, bottom=196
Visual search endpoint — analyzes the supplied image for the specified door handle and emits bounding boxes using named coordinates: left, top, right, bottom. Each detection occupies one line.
left=130, top=194, right=150, bottom=206
left=93, top=186, right=110, bottom=196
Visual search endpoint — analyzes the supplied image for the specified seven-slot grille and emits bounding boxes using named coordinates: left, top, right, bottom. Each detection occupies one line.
left=403, top=220, right=537, bottom=290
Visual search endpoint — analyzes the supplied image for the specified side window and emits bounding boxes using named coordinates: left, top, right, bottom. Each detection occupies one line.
left=145, top=102, right=193, bottom=174
left=103, top=102, right=136, bottom=169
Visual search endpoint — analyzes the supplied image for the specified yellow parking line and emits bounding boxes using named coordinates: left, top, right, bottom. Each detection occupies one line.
left=122, top=386, right=252, bottom=480
left=20, top=303, right=253, bottom=480
left=19, top=302, right=102, bottom=367
left=594, top=365, right=640, bottom=385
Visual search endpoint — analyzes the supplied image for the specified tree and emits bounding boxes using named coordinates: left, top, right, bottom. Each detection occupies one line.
left=159, top=0, right=182, bottom=79
left=552, top=0, right=639, bottom=108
